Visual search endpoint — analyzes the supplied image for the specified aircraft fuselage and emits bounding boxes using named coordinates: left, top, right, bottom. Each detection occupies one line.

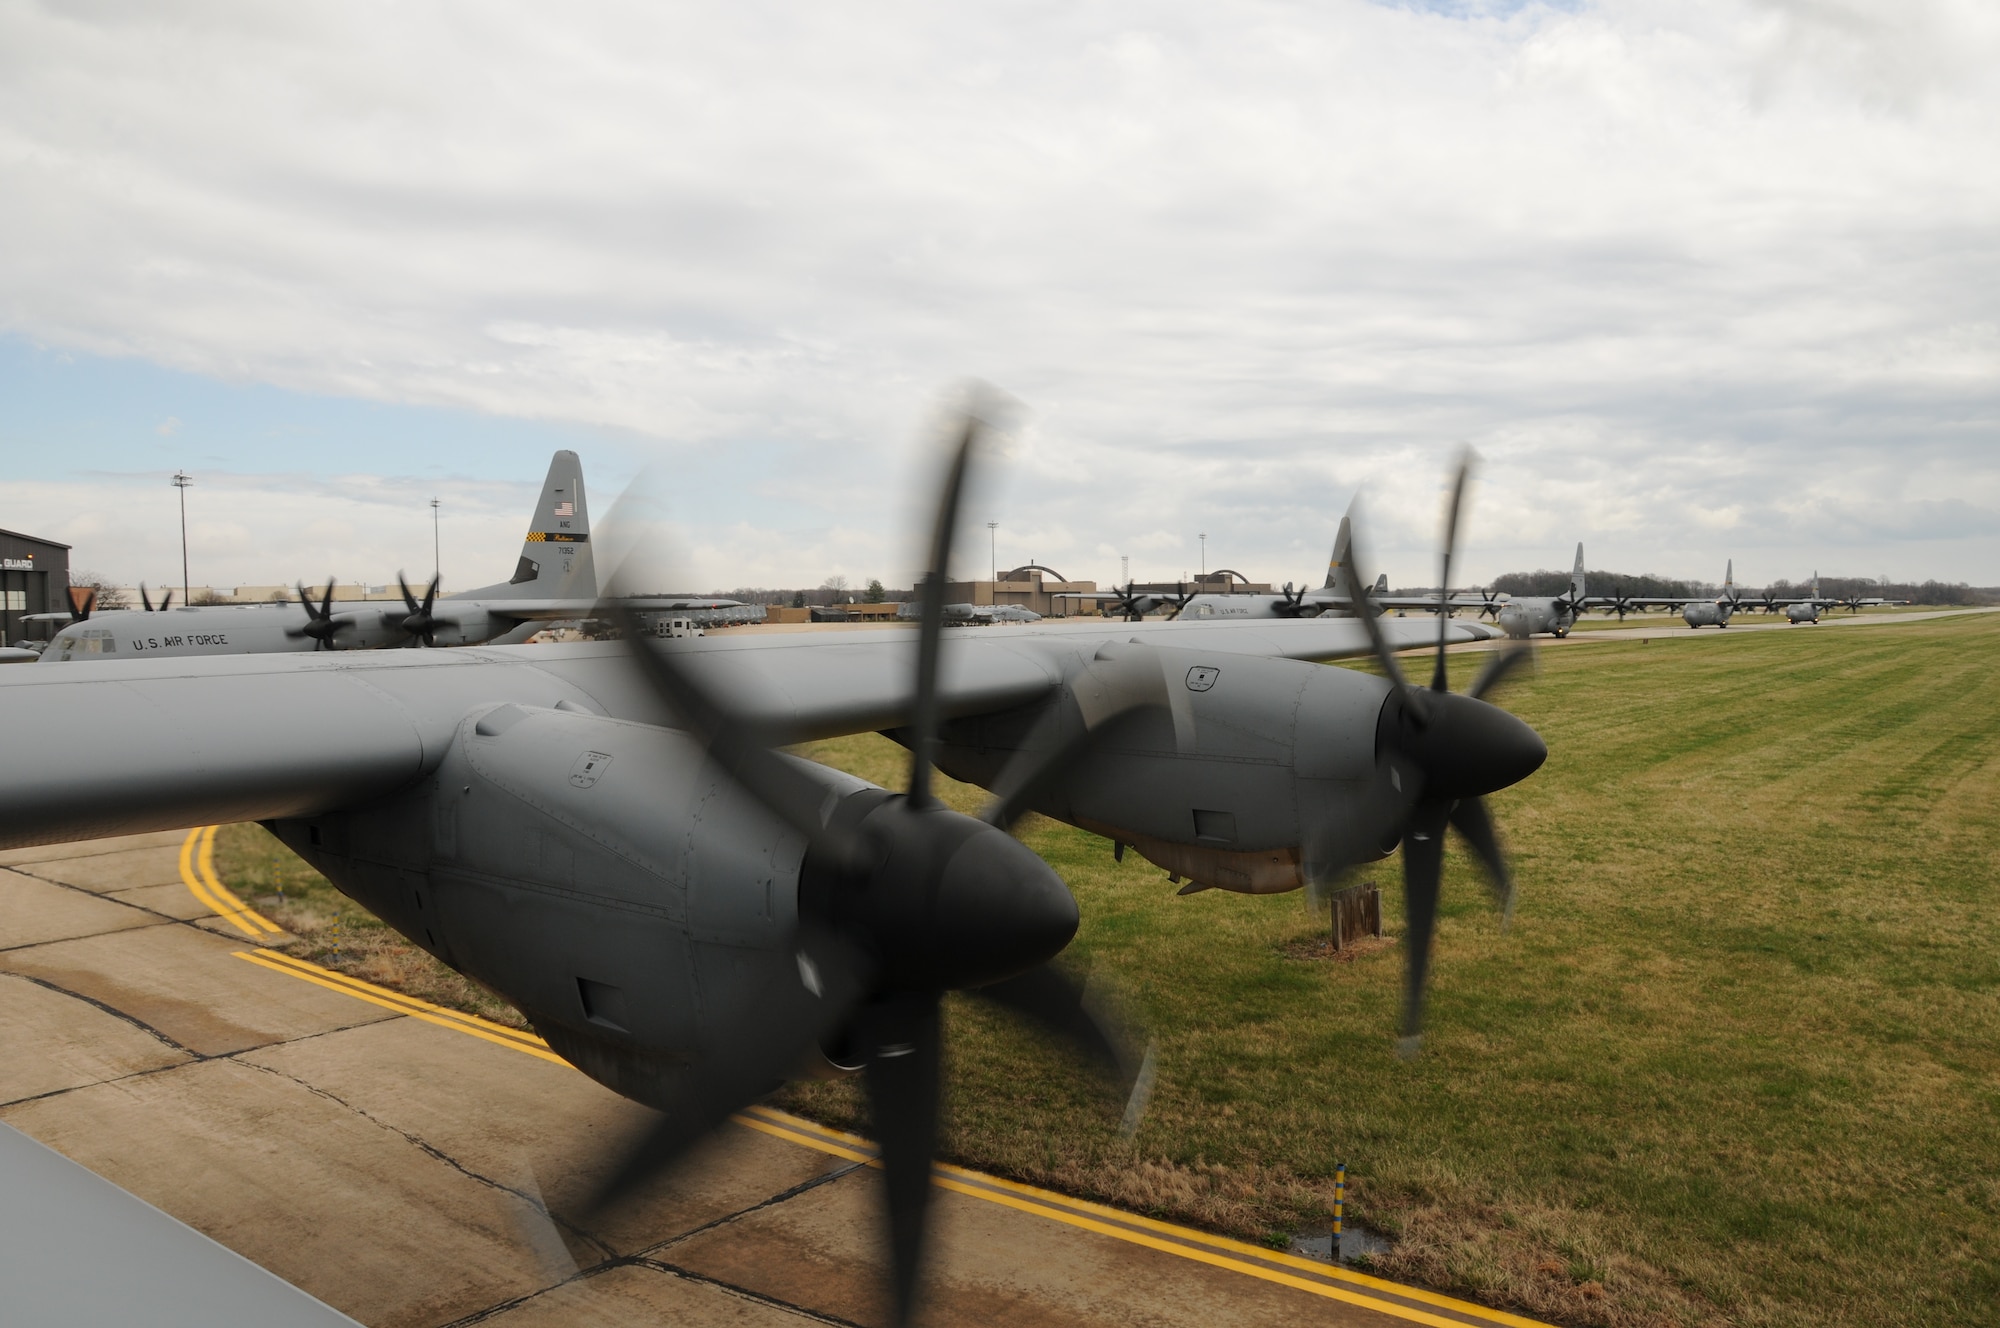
left=1496, top=598, right=1576, bottom=639
left=42, top=602, right=510, bottom=661
left=1682, top=600, right=1734, bottom=628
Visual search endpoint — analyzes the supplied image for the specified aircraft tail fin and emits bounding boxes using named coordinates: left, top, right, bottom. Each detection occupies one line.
left=453, top=450, right=595, bottom=602
left=1725, top=558, right=1733, bottom=590
left=1572, top=542, right=1586, bottom=604
left=1324, top=516, right=1350, bottom=590
left=1373, top=571, right=1388, bottom=595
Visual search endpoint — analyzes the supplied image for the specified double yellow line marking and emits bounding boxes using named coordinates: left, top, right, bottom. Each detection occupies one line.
left=179, top=826, right=282, bottom=939
left=199, top=832, right=1547, bottom=1328
left=232, top=947, right=568, bottom=1065
left=735, top=1105, right=1542, bottom=1328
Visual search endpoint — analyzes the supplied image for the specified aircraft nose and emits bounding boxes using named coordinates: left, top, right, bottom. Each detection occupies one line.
left=1380, top=689, right=1547, bottom=801
left=930, top=824, right=1079, bottom=991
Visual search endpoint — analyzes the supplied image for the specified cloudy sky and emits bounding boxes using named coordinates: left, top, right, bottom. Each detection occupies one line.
left=2, top=0, right=1995, bottom=594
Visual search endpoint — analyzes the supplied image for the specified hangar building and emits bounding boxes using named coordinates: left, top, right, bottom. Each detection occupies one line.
left=0, top=528, right=71, bottom=645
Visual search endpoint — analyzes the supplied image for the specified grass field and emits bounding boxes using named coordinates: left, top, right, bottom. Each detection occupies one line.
left=216, top=610, right=2000, bottom=1328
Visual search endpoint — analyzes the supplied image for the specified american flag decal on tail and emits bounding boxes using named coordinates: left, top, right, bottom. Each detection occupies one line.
left=553, top=501, right=575, bottom=517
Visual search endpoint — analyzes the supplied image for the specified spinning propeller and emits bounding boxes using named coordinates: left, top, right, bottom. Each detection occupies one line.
left=1601, top=593, right=1640, bottom=621
left=137, top=584, right=174, bottom=612
left=1327, top=455, right=1546, bottom=1054
left=1110, top=581, right=1150, bottom=622
left=1273, top=582, right=1312, bottom=618
left=584, top=394, right=1152, bottom=1326
left=284, top=579, right=351, bottom=651
left=391, top=572, right=456, bottom=646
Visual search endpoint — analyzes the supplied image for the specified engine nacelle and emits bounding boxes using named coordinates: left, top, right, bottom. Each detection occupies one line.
left=932, top=642, right=1396, bottom=894
left=275, top=702, right=873, bottom=1108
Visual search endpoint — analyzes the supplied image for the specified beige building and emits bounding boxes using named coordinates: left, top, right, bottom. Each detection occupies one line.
left=943, top=565, right=1098, bottom=617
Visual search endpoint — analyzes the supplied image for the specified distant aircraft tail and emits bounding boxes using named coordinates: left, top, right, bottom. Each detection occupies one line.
left=1571, top=543, right=1586, bottom=605
left=1724, top=558, right=1734, bottom=591
left=453, top=450, right=595, bottom=601
left=1373, top=572, right=1387, bottom=595
left=1324, top=516, right=1351, bottom=590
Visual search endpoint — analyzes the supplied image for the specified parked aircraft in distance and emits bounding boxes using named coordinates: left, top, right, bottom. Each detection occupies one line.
left=0, top=404, right=1544, bottom=1325
left=1153, top=516, right=1475, bottom=622
left=896, top=601, right=1042, bottom=625
left=1486, top=544, right=1594, bottom=639
left=1763, top=575, right=1899, bottom=623
left=34, top=452, right=746, bottom=663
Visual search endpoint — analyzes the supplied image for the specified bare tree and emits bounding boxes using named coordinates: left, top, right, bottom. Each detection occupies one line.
left=67, top=570, right=129, bottom=613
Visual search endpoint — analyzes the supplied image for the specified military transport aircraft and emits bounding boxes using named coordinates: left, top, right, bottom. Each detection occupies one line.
left=0, top=407, right=1545, bottom=1324
left=35, top=451, right=746, bottom=662
left=1486, top=544, right=1593, bottom=639
left=1168, top=515, right=1480, bottom=623
left=1765, top=575, right=1900, bottom=623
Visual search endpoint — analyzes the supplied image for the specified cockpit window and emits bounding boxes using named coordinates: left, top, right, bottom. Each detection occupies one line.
left=58, top=629, right=115, bottom=661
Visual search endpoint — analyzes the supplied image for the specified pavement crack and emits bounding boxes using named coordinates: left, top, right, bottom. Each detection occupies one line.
left=635, top=1157, right=868, bottom=1259
left=0, top=971, right=204, bottom=1059
left=231, top=1059, right=618, bottom=1264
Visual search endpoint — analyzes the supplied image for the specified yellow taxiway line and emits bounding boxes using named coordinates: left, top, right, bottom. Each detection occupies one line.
left=209, top=853, right=1547, bottom=1327
left=179, top=825, right=281, bottom=938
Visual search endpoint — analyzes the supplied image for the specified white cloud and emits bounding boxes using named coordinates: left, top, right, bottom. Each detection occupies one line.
left=0, top=0, right=1995, bottom=589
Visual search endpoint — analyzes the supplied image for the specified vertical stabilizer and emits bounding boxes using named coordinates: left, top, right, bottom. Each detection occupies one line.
left=1725, top=558, right=1734, bottom=591
left=1373, top=572, right=1388, bottom=594
left=454, top=451, right=595, bottom=601
left=1324, top=516, right=1351, bottom=589
left=1571, top=543, right=1586, bottom=605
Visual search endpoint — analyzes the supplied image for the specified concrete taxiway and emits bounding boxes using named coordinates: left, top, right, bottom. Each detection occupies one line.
left=1, top=830, right=1546, bottom=1328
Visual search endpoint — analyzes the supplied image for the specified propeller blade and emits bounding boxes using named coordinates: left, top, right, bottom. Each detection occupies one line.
left=1398, top=799, right=1450, bottom=1055
left=967, top=964, right=1154, bottom=1126
left=1466, top=643, right=1533, bottom=701
left=615, top=607, right=864, bottom=859
left=859, top=992, right=944, bottom=1328
left=160, top=589, right=174, bottom=611
left=1447, top=795, right=1514, bottom=921
left=582, top=924, right=873, bottom=1219
left=979, top=705, right=1152, bottom=833
left=907, top=404, right=988, bottom=811
left=1332, top=506, right=1416, bottom=701
left=1432, top=450, right=1472, bottom=693
left=398, top=572, right=421, bottom=615
left=321, top=578, right=335, bottom=620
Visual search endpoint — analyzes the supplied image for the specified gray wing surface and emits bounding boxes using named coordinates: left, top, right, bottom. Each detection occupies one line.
left=0, top=1124, right=362, bottom=1327
left=0, top=615, right=1484, bottom=850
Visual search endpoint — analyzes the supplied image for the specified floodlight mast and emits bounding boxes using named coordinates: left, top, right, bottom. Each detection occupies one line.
left=431, top=497, right=442, bottom=587
left=987, top=522, right=998, bottom=583
left=171, top=471, right=193, bottom=603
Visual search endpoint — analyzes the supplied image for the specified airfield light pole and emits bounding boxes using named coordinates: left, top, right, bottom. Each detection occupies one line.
left=1121, top=554, right=1129, bottom=586
left=987, top=522, right=998, bottom=583
left=171, top=471, right=193, bottom=603
left=431, top=497, right=442, bottom=587
left=1199, top=532, right=1206, bottom=579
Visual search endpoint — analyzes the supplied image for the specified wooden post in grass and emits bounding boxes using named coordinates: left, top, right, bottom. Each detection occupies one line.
left=1328, top=882, right=1383, bottom=951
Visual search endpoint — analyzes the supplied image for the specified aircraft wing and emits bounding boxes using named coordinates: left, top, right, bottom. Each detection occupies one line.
left=0, top=615, right=1488, bottom=851
left=452, top=596, right=749, bottom=622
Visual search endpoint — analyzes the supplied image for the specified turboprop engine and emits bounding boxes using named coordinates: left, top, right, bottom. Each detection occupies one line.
left=931, top=639, right=1544, bottom=895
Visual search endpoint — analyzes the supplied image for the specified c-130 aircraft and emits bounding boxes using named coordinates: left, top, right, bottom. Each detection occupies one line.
left=38, top=451, right=745, bottom=662
left=0, top=402, right=1545, bottom=1324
